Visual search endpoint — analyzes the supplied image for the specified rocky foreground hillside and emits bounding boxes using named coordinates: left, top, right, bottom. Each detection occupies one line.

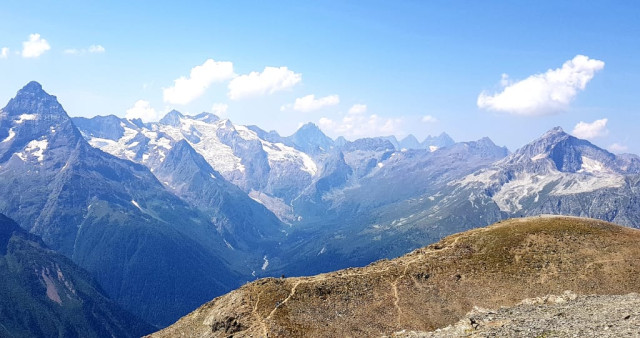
left=406, top=292, right=640, bottom=337
left=150, top=216, right=640, bottom=337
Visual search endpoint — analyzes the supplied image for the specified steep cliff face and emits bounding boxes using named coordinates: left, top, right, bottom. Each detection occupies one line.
left=151, top=216, right=640, bottom=337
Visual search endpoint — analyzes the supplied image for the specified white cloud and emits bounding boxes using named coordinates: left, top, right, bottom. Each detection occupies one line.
left=211, top=103, right=228, bottom=117
left=126, top=100, right=159, bottom=121
left=282, top=94, right=339, bottom=112
left=88, top=44, right=105, bottom=53
left=572, top=118, right=609, bottom=140
left=608, top=143, right=628, bottom=153
left=422, top=115, right=438, bottom=123
left=163, top=59, right=235, bottom=105
left=228, top=66, right=301, bottom=100
left=477, top=55, right=605, bottom=116
left=348, top=104, right=367, bottom=114
left=318, top=104, right=402, bottom=138
left=22, top=33, right=51, bottom=58
left=64, top=44, right=106, bottom=55
left=0, top=47, right=9, bottom=59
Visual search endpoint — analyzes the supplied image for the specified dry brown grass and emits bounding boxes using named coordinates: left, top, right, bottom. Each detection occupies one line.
left=150, top=216, right=640, bottom=337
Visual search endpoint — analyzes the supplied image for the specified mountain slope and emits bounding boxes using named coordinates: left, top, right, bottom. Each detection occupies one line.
left=0, top=213, right=154, bottom=337
left=447, top=127, right=640, bottom=225
left=153, top=139, right=284, bottom=250
left=151, top=216, right=640, bottom=337
left=0, top=82, right=243, bottom=326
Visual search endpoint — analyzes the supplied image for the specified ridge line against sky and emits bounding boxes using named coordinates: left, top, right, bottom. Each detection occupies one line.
left=1, top=1, right=639, bottom=154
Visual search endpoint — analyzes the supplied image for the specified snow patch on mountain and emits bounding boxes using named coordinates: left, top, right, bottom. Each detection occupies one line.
left=531, top=153, right=547, bottom=161
left=131, top=200, right=142, bottom=211
left=1, top=128, right=15, bottom=143
left=456, top=153, right=626, bottom=213
left=492, top=172, right=559, bottom=212
left=551, top=174, right=625, bottom=195
left=15, top=113, right=37, bottom=124
left=89, top=124, right=139, bottom=160
left=578, top=156, right=608, bottom=174
left=156, top=118, right=244, bottom=174
left=24, top=139, right=48, bottom=162
left=262, top=142, right=317, bottom=176
left=233, top=125, right=260, bottom=141
left=456, top=169, right=499, bottom=186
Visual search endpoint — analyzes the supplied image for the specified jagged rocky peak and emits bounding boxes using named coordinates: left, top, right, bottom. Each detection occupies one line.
left=399, top=134, right=421, bottom=149
left=334, top=136, right=348, bottom=147
left=379, top=135, right=399, bottom=150
left=73, top=114, right=128, bottom=140
left=4, top=81, right=68, bottom=122
left=423, top=132, right=455, bottom=148
left=0, top=81, right=84, bottom=162
left=508, top=126, right=617, bottom=173
left=287, top=122, right=334, bottom=153
left=342, top=137, right=396, bottom=152
left=459, top=137, right=509, bottom=158
left=159, top=139, right=216, bottom=177
left=159, top=109, right=185, bottom=126
left=291, top=122, right=331, bottom=141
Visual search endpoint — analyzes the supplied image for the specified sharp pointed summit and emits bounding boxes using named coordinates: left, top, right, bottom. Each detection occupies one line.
left=5, top=81, right=68, bottom=121
left=159, top=109, right=185, bottom=126
left=0, top=81, right=83, bottom=163
left=399, top=134, right=421, bottom=149
left=287, top=122, right=334, bottom=154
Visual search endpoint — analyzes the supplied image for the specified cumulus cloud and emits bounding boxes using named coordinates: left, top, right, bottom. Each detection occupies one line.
left=318, top=104, right=403, bottom=138
left=126, top=100, right=159, bottom=121
left=211, top=103, right=228, bottom=117
left=422, top=115, right=438, bottom=123
left=0, top=47, right=8, bottom=59
left=282, top=94, right=340, bottom=112
left=572, top=118, right=609, bottom=140
left=228, top=66, right=301, bottom=100
left=608, top=143, right=628, bottom=153
left=163, top=59, right=235, bottom=105
left=477, top=55, right=604, bottom=116
left=22, top=33, right=51, bottom=58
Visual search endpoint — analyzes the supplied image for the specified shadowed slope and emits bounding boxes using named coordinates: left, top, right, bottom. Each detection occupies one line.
left=0, top=214, right=154, bottom=337
left=151, top=216, right=640, bottom=337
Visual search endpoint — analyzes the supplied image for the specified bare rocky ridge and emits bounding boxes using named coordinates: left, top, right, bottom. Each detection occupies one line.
left=150, top=216, right=640, bottom=337
left=400, top=292, right=640, bottom=337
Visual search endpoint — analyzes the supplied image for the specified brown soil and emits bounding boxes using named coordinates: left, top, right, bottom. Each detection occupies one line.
left=149, top=216, right=640, bottom=337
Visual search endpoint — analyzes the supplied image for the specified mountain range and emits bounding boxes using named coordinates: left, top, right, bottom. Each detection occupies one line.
left=0, top=82, right=281, bottom=326
left=3, top=81, right=640, bottom=333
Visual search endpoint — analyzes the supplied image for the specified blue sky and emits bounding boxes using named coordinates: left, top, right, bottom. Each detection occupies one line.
left=1, top=1, right=639, bottom=153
